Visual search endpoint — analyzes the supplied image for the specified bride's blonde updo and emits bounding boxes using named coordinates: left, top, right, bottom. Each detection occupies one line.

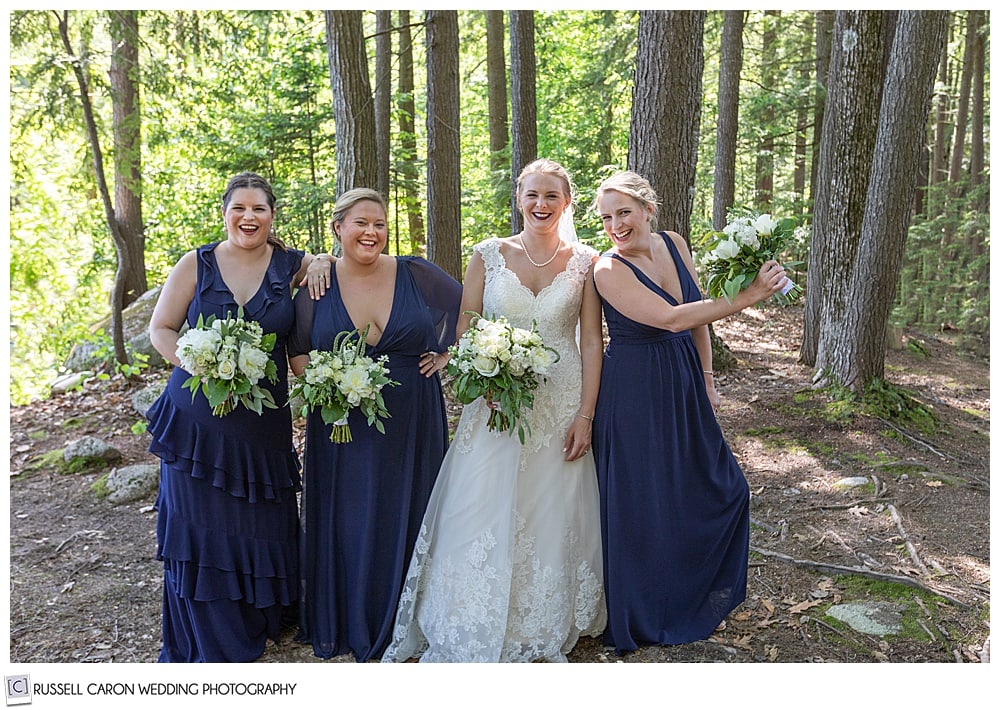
left=592, top=171, right=662, bottom=230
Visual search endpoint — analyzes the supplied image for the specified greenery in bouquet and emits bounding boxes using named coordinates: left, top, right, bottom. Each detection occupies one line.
left=446, top=312, right=560, bottom=444
left=176, top=308, right=279, bottom=416
left=699, top=210, right=804, bottom=306
left=288, top=324, right=398, bottom=443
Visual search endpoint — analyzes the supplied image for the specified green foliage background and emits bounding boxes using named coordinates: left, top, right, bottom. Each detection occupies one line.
left=7, top=10, right=989, bottom=403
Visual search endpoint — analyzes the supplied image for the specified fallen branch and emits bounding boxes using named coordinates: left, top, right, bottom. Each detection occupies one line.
left=749, top=545, right=969, bottom=609
left=809, top=499, right=881, bottom=511
left=887, top=504, right=929, bottom=576
left=876, top=417, right=947, bottom=459
left=750, top=516, right=780, bottom=535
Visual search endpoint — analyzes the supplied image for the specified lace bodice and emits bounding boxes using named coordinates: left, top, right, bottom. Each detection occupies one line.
left=454, top=238, right=597, bottom=454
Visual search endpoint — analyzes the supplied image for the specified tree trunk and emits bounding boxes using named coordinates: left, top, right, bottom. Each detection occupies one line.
left=629, top=10, right=705, bottom=241
left=828, top=11, right=948, bottom=388
left=486, top=10, right=510, bottom=234
left=713, top=10, right=744, bottom=231
left=948, top=10, right=978, bottom=185
left=968, top=13, right=984, bottom=193
left=755, top=10, right=779, bottom=211
left=109, top=10, right=146, bottom=312
left=374, top=10, right=392, bottom=206
left=396, top=10, right=425, bottom=254
left=802, top=11, right=886, bottom=370
left=929, top=14, right=952, bottom=204
left=425, top=10, right=462, bottom=280
left=56, top=11, right=130, bottom=367
left=325, top=11, right=378, bottom=205
left=509, top=10, right=537, bottom=234
left=793, top=13, right=813, bottom=217
left=809, top=10, right=834, bottom=206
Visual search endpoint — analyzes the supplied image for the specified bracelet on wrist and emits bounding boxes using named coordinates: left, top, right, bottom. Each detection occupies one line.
left=577, top=413, right=594, bottom=421
left=703, top=370, right=715, bottom=376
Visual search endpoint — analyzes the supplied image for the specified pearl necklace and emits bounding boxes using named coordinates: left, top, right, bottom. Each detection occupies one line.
left=519, top=234, right=560, bottom=268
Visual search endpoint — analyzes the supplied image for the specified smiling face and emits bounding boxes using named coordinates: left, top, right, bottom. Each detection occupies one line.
left=334, top=199, right=388, bottom=264
left=516, top=173, right=571, bottom=233
left=598, top=189, right=654, bottom=249
left=222, top=187, right=275, bottom=250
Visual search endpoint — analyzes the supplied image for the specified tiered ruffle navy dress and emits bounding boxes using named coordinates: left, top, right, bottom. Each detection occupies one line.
left=289, top=256, right=461, bottom=662
left=146, top=243, right=303, bottom=663
left=593, top=232, right=749, bottom=653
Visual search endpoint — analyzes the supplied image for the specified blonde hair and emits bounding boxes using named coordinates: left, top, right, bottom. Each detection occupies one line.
left=515, top=158, right=574, bottom=203
left=593, top=171, right=661, bottom=229
left=330, top=188, right=388, bottom=239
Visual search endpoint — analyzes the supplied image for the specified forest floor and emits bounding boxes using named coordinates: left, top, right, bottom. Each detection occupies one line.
left=7, top=303, right=990, bottom=667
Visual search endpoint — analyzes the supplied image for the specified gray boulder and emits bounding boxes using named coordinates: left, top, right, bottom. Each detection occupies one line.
left=132, top=385, right=164, bottom=417
left=104, top=463, right=160, bottom=505
left=64, top=436, right=122, bottom=464
left=63, top=286, right=169, bottom=373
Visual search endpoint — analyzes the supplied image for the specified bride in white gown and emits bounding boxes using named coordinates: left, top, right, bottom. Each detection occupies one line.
left=382, top=159, right=606, bottom=662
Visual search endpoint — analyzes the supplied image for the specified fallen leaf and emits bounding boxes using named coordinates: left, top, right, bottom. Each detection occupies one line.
left=788, top=599, right=824, bottom=614
left=925, top=480, right=943, bottom=488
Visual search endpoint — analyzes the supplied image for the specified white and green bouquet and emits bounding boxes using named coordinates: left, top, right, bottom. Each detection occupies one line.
left=176, top=308, right=278, bottom=417
left=288, top=324, right=397, bottom=443
left=446, top=312, right=559, bottom=444
left=700, top=211, right=803, bottom=306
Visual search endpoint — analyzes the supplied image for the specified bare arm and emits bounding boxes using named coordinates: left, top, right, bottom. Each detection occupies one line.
left=419, top=250, right=485, bottom=378
left=594, top=231, right=787, bottom=333
left=148, top=251, right=198, bottom=368
left=455, top=250, right=486, bottom=341
left=289, top=353, right=310, bottom=378
left=563, top=258, right=603, bottom=462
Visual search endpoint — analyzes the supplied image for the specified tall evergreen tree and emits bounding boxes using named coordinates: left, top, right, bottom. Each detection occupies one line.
left=713, top=10, right=745, bottom=231
left=396, top=9, right=425, bottom=254
left=324, top=11, right=378, bottom=203
left=820, top=11, right=949, bottom=388
left=629, top=10, right=705, bottom=240
left=801, top=11, right=886, bottom=368
left=425, top=10, right=462, bottom=279
left=509, top=10, right=538, bottom=233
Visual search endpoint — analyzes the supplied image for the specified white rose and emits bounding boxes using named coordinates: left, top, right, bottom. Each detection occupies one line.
left=713, top=239, right=740, bottom=260
left=471, top=354, right=500, bottom=377
left=216, top=357, right=237, bottom=381
left=752, top=213, right=777, bottom=236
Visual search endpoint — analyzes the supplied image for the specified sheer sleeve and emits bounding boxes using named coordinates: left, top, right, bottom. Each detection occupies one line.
left=402, top=256, right=463, bottom=352
left=288, top=287, right=316, bottom=359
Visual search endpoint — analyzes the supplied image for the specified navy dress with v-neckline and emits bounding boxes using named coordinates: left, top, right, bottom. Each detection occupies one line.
left=289, top=256, right=461, bottom=662
left=146, top=242, right=304, bottom=662
left=593, top=232, right=750, bottom=652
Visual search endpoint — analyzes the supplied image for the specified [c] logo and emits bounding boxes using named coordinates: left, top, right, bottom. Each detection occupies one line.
left=4, top=675, right=32, bottom=706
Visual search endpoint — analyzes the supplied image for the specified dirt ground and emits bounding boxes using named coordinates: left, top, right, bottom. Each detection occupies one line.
left=7, top=303, right=990, bottom=665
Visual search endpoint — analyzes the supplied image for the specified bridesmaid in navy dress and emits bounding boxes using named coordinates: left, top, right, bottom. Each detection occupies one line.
left=147, top=172, right=318, bottom=662
left=591, top=171, right=788, bottom=653
left=289, top=188, right=461, bottom=661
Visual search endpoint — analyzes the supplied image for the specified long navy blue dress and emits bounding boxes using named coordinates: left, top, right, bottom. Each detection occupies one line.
left=593, top=232, right=749, bottom=653
left=146, top=243, right=303, bottom=663
left=289, top=256, right=461, bottom=662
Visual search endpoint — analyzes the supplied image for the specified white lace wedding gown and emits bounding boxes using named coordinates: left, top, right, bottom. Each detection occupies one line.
left=382, top=238, right=606, bottom=663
